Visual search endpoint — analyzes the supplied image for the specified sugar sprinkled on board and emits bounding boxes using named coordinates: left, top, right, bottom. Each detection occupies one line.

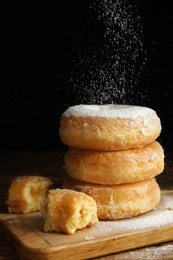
left=105, top=244, right=173, bottom=259
left=96, top=192, right=173, bottom=236
left=21, top=191, right=173, bottom=248
left=98, top=210, right=173, bottom=235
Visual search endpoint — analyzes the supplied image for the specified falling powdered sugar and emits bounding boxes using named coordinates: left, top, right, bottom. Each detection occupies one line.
left=60, top=0, right=147, bottom=108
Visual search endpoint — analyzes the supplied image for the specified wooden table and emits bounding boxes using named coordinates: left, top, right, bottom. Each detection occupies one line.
left=0, top=149, right=173, bottom=260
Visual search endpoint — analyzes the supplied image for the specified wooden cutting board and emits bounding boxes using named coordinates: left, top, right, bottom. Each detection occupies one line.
left=0, top=190, right=173, bottom=260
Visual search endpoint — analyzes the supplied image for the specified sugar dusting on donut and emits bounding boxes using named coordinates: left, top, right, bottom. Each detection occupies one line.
left=63, top=104, right=158, bottom=120
left=60, top=104, right=161, bottom=150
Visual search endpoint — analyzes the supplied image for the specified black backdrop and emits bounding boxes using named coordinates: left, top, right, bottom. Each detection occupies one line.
left=2, top=1, right=173, bottom=151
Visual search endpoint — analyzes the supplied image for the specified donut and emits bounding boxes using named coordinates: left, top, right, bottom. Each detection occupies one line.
left=64, top=141, right=164, bottom=185
left=6, top=176, right=53, bottom=214
left=62, top=177, right=161, bottom=220
left=59, top=104, right=161, bottom=150
left=41, top=189, right=98, bottom=234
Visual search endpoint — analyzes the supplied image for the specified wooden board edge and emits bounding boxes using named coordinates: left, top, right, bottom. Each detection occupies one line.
left=1, top=218, right=173, bottom=260
left=0, top=217, right=52, bottom=260
left=41, top=225, right=173, bottom=260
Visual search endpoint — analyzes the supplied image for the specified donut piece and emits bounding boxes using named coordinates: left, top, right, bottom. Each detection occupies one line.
left=59, top=104, right=161, bottom=150
left=41, top=189, right=98, bottom=234
left=62, top=178, right=161, bottom=220
left=6, top=176, right=53, bottom=214
left=64, top=141, right=164, bottom=185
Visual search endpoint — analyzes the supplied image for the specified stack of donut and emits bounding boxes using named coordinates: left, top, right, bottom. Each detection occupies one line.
left=59, top=104, right=164, bottom=220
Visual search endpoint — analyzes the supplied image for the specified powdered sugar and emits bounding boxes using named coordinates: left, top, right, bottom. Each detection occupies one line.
left=104, top=244, right=173, bottom=259
left=58, top=0, right=147, bottom=108
left=99, top=208, right=173, bottom=235
left=63, top=104, right=158, bottom=120
left=96, top=192, right=173, bottom=236
left=61, top=0, right=147, bottom=106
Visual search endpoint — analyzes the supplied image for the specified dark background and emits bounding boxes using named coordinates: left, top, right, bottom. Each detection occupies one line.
left=2, top=1, right=173, bottom=151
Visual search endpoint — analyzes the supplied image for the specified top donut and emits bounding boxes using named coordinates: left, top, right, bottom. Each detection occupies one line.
left=59, top=104, right=161, bottom=150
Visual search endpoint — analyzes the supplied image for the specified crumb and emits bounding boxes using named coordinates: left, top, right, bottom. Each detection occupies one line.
left=84, top=236, right=95, bottom=241
left=167, top=204, right=173, bottom=211
left=8, top=218, right=21, bottom=224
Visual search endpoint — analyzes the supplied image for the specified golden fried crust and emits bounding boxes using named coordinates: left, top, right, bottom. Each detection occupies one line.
left=41, top=189, right=98, bottom=234
left=59, top=113, right=161, bottom=150
left=6, top=176, right=53, bottom=214
left=62, top=178, right=161, bottom=220
left=64, top=141, right=164, bottom=185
